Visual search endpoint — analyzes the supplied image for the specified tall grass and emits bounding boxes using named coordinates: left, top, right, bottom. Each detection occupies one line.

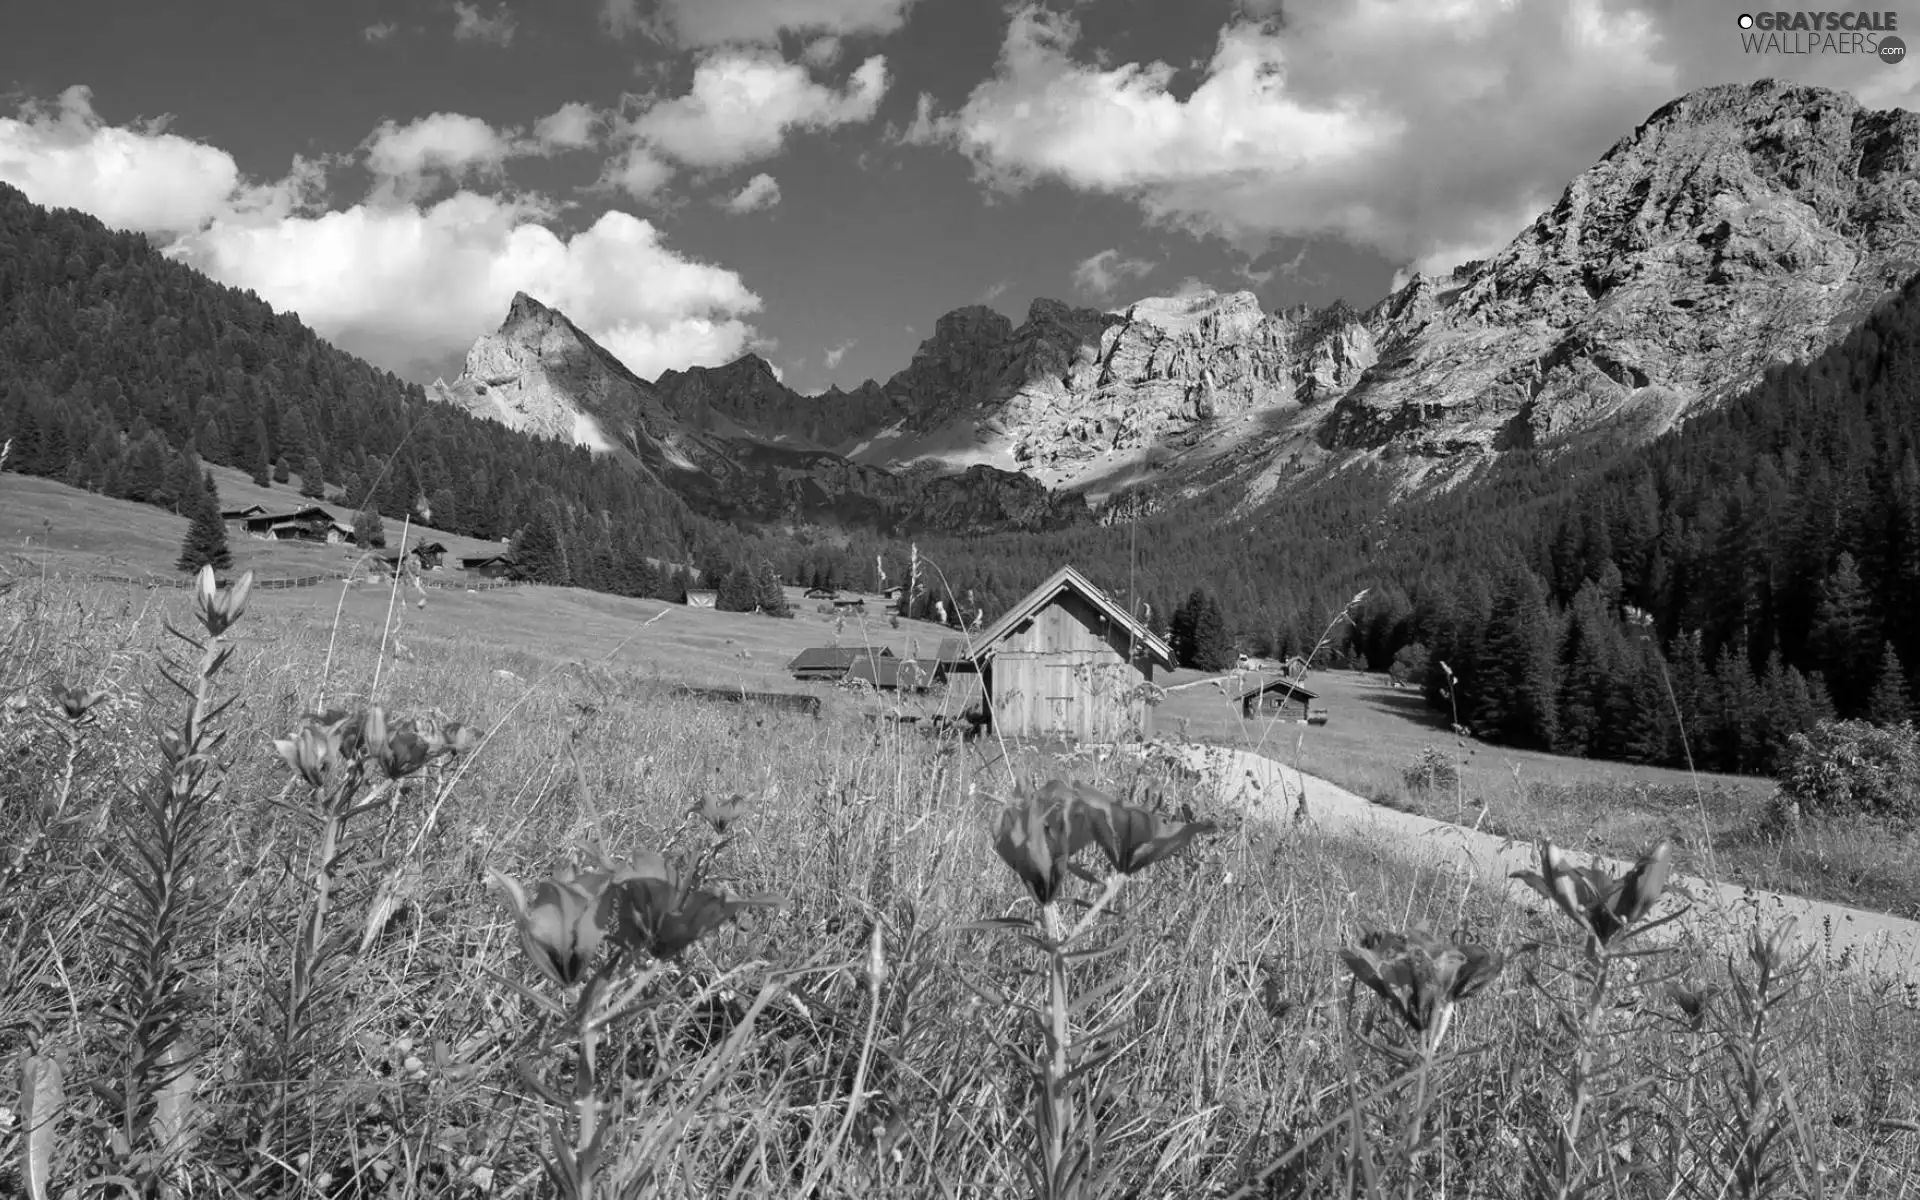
left=0, top=567, right=1916, bottom=1197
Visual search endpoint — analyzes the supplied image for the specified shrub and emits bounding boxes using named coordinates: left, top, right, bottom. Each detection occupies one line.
left=1775, top=718, right=1920, bottom=821
left=1402, top=745, right=1459, bottom=794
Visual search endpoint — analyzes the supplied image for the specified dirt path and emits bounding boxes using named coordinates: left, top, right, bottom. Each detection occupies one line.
left=1168, top=744, right=1920, bottom=989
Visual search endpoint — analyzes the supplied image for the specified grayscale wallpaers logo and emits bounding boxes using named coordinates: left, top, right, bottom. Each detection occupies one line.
left=1736, top=11, right=1905, bottom=61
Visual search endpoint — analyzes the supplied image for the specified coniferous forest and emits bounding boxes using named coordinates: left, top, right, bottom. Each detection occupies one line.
left=3, top=183, right=1918, bottom=776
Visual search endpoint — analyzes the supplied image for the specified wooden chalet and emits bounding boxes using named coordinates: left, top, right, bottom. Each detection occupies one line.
left=832, top=596, right=867, bottom=612
left=411, top=541, right=447, bottom=570
left=847, top=656, right=932, bottom=693
left=787, top=645, right=895, bottom=682
left=461, top=554, right=515, bottom=579
left=1240, top=677, right=1320, bottom=721
left=804, top=587, right=839, bottom=600
left=969, top=565, right=1174, bottom=743
left=220, top=504, right=267, bottom=527
left=244, top=506, right=353, bottom=544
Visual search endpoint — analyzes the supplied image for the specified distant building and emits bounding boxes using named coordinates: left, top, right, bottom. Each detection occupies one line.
left=847, top=655, right=932, bottom=693
left=461, top=554, right=515, bottom=579
left=244, top=506, right=352, bottom=544
left=1240, top=678, right=1320, bottom=721
left=970, top=565, right=1174, bottom=742
left=832, top=596, right=867, bottom=612
left=220, top=504, right=267, bottom=528
left=804, top=587, right=838, bottom=600
left=930, top=636, right=976, bottom=683
left=685, top=589, right=718, bottom=608
left=787, top=645, right=895, bottom=682
left=411, top=541, right=447, bottom=570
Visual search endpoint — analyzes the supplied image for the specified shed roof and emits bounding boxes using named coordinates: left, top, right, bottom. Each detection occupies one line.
left=1238, top=677, right=1321, bottom=705
left=847, top=657, right=932, bottom=689
left=970, top=565, right=1175, bottom=669
left=787, top=645, right=894, bottom=672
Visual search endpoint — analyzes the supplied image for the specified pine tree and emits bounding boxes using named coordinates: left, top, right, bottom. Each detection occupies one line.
left=298, top=455, right=326, bottom=500
left=756, top=562, right=790, bottom=616
left=1170, top=590, right=1203, bottom=668
left=510, top=513, right=567, bottom=585
left=717, top=565, right=758, bottom=612
left=273, top=455, right=291, bottom=484
left=176, top=474, right=232, bottom=574
left=353, top=508, right=387, bottom=550
left=1867, top=641, right=1913, bottom=726
left=1812, top=552, right=1875, bottom=715
left=1190, top=595, right=1235, bottom=672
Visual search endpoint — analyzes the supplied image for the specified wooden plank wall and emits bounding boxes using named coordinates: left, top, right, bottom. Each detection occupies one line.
left=988, top=591, right=1155, bottom=741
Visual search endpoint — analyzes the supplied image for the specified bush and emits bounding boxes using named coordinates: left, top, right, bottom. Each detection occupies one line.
left=1402, top=745, right=1459, bottom=794
left=1776, top=718, right=1920, bottom=821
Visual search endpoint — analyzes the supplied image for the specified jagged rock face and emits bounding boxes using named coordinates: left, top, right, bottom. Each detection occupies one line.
left=431, top=292, right=682, bottom=456
left=857, top=292, right=1378, bottom=479
left=1315, top=80, right=1920, bottom=470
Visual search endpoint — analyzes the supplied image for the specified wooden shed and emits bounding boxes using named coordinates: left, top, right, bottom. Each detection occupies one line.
left=970, top=565, right=1173, bottom=743
left=787, top=645, right=894, bottom=682
left=1240, top=677, right=1320, bottom=721
left=461, top=554, right=515, bottom=579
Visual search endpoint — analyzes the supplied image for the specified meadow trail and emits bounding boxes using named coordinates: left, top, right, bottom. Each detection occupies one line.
left=1173, top=743, right=1920, bottom=988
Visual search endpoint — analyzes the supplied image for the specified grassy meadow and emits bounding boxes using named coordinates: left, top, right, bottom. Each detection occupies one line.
left=3, top=543, right=1920, bottom=1198
left=1156, top=666, right=1920, bottom=921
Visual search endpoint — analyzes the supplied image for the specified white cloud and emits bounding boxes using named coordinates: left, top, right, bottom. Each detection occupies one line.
left=0, top=86, right=247, bottom=235
left=802, top=36, right=844, bottom=68
left=980, top=280, right=1008, bottom=303
left=718, top=172, right=781, bottom=212
left=1071, top=248, right=1155, bottom=300
left=598, top=143, right=674, bottom=200
left=362, top=112, right=521, bottom=202
left=823, top=338, right=856, bottom=368
left=533, top=101, right=600, bottom=150
left=0, top=86, right=763, bottom=383
left=364, top=21, right=399, bottom=42
left=452, top=1, right=517, bottom=46
left=627, top=52, right=888, bottom=168
left=943, top=1, right=1688, bottom=264
left=602, top=0, right=918, bottom=47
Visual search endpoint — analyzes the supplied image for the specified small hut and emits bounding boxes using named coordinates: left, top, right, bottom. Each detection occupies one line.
left=969, top=565, right=1173, bottom=742
left=930, top=636, right=975, bottom=683
left=410, top=541, right=447, bottom=570
left=461, top=554, right=515, bottom=579
left=787, top=645, right=894, bottom=682
left=1240, top=678, right=1320, bottom=721
left=847, top=656, right=932, bottom=693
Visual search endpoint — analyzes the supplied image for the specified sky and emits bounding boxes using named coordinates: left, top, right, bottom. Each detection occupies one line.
left=2, top=0, right=1916, bottom=395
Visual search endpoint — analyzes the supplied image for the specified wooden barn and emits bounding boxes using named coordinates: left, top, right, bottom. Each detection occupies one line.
left=930, top=636, right=976, bottom=683
left=411, top=541, right=447, bottom=570
left=245, top=507, right=353, bottom=544
left=970, top=565, right=1173, bottom=743
left=787, top=645, right=894, bottom=682
left=1240, top=677, right=1320, bottom=721
left=847, top=656, right=932, bottom=693
left=461, top=554, right=515, bottom=579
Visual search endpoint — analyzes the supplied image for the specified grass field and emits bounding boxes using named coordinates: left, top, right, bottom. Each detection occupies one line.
left=1157, top=665, right=1920, bottom=920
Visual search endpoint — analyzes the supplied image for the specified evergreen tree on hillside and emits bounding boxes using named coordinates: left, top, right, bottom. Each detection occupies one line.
left=353, top=508, right=386, bottom=550
left=756, top=562, right=790, bottom=616
left=1190, top=595, right=1236, bottom=672
left=1868, top=641, right=1913, bottom=727
left=1170, top=590, right=1202, bottom=668
left=1479, top=566, right=1561, bottom=750
left=273, top=455, right=291, bottom=484
left=510, top=513, right=569, bottom=585
left=717, top=565, right=758, bottom=612
left=1812, top=553, right=1875, bottom=716
left=176, top=474, right=232, bottom=574
left=299, top=455, right=326, bottom=500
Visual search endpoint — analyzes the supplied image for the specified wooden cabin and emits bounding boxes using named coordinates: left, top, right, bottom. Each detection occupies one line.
left=461, top=554, right=515, bottom=579
left=411, top=541, right=447, bottom=570
left=930, top=636, right=975, bottom=683
left=787, top=645, right=895, bottom=682
left=1240, top=678, right=1320, bottom=721
left=970, top=565, right=1174, bottom=743
left=244, top=507, right=353, bottom=544
left=846, top=656, right=932, bottom=693
left=832, top=596, right=867, bottom=613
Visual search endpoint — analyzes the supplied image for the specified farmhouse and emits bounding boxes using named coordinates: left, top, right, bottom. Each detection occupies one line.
left=1240, top=677, right=1321, bottom=721
left=787, top=645, right=895, bottom=682
left=244, top=507, right=354, bottom=544
left=804, top=587, right=838, bottom=600
left=847, top=656, right=932, bottom=693
left=411, top=541, right=447, bottom=570
left=220, top=504, right=267, bottom=527
left=970, top=565, right=1174, bottom=742
left=461, top=554, right=515, bottom=579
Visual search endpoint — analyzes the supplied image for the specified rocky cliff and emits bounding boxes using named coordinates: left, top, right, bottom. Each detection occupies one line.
left=1312, top=80, right=1920, bottom=476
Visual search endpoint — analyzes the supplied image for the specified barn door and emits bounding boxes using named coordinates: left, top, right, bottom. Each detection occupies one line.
left=1043, top=662, right=1078, bottom=739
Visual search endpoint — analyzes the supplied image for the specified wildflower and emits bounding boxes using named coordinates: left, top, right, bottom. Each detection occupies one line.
left=990, top=780, right=1100, bottom=906
left=273, top=724, right=336, bottom=788
left=605, top=851, right=773, bottom=960
left=192, top=565, right=253, bottom=637
left=1512, top=840, right=1673, bottom=945
left=492, top=867, right=610, bottom=988
left=695, top=792, right=749, bottom=835
left=374, top=715, right=434, bottom=779
left=1085, top=791, right=1216, bottom=875
left=1340, top=927, right=1505, bottom=1043
left=49, top=682, right=108, bottom=722
left=1666, top=980, right=1716, bottom=1031
left=303, top=708, right=367, bottom=759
